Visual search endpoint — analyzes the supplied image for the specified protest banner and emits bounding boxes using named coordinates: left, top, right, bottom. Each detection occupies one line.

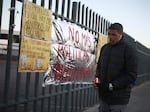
left=43, top=20, right=97, bottom=86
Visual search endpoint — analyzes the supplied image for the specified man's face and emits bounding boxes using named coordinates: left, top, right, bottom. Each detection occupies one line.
left=108, top=29, right=122, bottom=45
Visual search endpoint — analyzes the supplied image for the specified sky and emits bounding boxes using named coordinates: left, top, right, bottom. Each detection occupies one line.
left=1, top=0, right=150, bottom=48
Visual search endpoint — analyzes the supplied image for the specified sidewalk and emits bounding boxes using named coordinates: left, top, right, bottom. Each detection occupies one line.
left=83, top=81, right=150, bottom=112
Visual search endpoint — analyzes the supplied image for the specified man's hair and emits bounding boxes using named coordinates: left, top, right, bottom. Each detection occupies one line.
left=108, top=23, right=123, bottom=33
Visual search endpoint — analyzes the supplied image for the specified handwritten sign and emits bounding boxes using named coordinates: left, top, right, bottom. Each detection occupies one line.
left=18, top=1, right=52, bottom=72
left=22, top=1, right=52, bottom=40
left=18, top=37, right=50, bottom=72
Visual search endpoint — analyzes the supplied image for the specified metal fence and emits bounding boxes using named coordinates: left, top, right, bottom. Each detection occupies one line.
left=0, top=0, right=150, bottom=112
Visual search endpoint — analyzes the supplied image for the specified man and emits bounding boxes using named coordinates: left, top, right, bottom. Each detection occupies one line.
left=93, top=23, right=137, bottom=112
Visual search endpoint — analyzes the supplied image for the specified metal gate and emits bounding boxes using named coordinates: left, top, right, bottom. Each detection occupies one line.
left=0, top=0, right=150, bottom=112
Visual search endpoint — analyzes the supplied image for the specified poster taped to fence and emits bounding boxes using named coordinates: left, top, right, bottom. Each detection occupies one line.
left=18, top=1, right=52, bottom=72
left=43, top=20, right=97, bottom=86
left=21, top=1, right=52, bottom=41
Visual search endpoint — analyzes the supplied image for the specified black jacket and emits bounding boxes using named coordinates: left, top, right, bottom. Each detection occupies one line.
left=96, top=37, right=137, bottom=105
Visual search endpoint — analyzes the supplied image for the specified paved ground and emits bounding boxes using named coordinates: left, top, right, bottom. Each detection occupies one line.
left=83, top=81, right=150, bottom=112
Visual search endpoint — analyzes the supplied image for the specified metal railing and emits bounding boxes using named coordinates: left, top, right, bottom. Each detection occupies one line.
left=0, top=0, right=150, bottom=112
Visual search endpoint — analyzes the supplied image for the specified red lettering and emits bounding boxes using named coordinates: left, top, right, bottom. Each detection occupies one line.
left=82, top=33, right=86, bottom=46
left=69, top=26, right=74, bottom=41
left=57, top=43, right=64, bottom=58
left=87, top=36, right=91, bottom=48
left=74, top=30, right=79, bottom=47
left=64, top=45, right=72, bottom=60
left=82, top=33, right=92, bottom=49
left=68, top=26, right=80, bottom=48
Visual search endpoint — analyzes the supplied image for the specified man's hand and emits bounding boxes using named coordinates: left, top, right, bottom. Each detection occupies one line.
left=93, top=77, right=100, bottom=88
left=100, top=82, right=114, bottom=91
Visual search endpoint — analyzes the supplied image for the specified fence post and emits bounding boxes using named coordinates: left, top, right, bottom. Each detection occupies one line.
left=71, top=2, right=78, bottom=23
left=61, top=0, right=65, bottom=20
left=3, top=0, right=16, bottom=108
left=67, top=0, right=71, bottom=20
left=77, top=2, right=81, bottom=24
left=0, top=0, right=3, bottom=38
left=85, top=7, right=88, bottom=27
left=64, top=84, right=70, bottom=112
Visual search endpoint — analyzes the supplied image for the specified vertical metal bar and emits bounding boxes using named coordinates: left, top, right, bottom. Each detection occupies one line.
left=67, top=0, right=70, bottom=20
left=88, top=9, right=92, bottom=31
left=106, top=20, right=108, bottom=34
left=75, top=85, right=79, bottom=112
left=88, top=86, right=91, bottom=106
left=64, top=84, right=70, bottom=112
left=105, top=19, right=107, bottom=35
left=104, top=19, right=106, bottom=34
left=70, top=84, right=74, bottom=112
left=59, top=85, right=63, bottom=112
left=48, top=0, right=52, bottom=10
left=97, top=15, right=101, bottom=32
left=92, top=11, right=95, bottom=33
left=95, top=13, right=98, bottom=34
left=108, top=21, right=111, bottom=33
left=86, top=85, right=89, bottom=106
left=87, top=85, right=90, bottom=106
left=108, top=21, right=110, bottom=27
left=96, top=89, right=99, bottom=103
left=101, top=17, right=103, bottom=33
left=107, top=20, right=109, bottom=35
left=93, top=88, right=96, bottom=104
left=86, top=85, right=88, bottom=107
left=73, top=84, right=76, bottom=111
left=24, top=73, right=31, bottom=112
left=14, top=73, right=21, bottom=112
left=74, top=85, right=77, bottom=112
left=3, top=0, right=16, bottom=108
left=79, top=84, right=82, bottom=110
left=71, top=2, right=77, bottom=23
left=41, top=0, right=44, bottom=7
left=33, top=0, right=36, bottom=4
left=14, top=0, right=24, bottom=110
left=33, top=73, right=39, bottom=112
left=81, top=4, right=85, bottom=26
left=31, top=0, right=38, bottom=110
left=103, top=19, right=106, bottom=34
left=88, top=86, right=90, bottom=106
left=81, top=85, right=84, bottom=108
left=0, top=0, right=3, bottom=38
left=85, top=7, right=88, bottom=28
left=103, top=18, right=105, bottom=34
left=48, top=85, right=52, bottom=112
left=83, top=84, right=86, bottom=107
left=109, top=22, right=111, bottom=27
left=93, top=88, right=96, bottom=105
left=77, top=2, right=81, bottom=23
left=95, top=88, right=98, bottom=103
left=54, top=85, right=58, bottom=112
left=91, top=87, right=94, bottom=105
left=55, top=0, right=59, bottom=19
left=90, top=87, right=92, bottom=106
left=105, top=20, right=108, bottom=35
left=61, top=0, right=65, bottom=20
left=40, top=87, right=45, bottom=112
